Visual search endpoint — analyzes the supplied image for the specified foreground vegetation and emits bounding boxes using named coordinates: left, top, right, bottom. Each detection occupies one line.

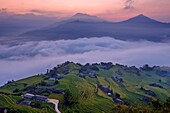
left=0, top=61, right=170, bottom=113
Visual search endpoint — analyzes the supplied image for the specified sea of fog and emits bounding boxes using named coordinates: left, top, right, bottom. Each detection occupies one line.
left=0, top=37, right=170, bottom=85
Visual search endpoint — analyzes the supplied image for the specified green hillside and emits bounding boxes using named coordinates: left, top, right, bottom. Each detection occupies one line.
left=0, top=62, right=170, bottom=113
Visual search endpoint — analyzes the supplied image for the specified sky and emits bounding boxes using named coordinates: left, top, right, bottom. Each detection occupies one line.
left=0, top=0, right=170, bottom=22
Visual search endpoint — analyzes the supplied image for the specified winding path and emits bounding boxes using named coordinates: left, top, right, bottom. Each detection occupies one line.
left=48, top=99, right=61, bottom=113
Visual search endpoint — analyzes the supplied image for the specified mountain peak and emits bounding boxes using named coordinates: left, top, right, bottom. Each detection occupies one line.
left=69, top=13, right=104, bottom=22
left=72, top=13, right=98, bottom=18
left=73, top=13, right=91, bottom=17
left=135, top=14, right=150, bottom=19
left=137, top=14, right=146, bottom=17
left=124, top=14, right=160, bottom=24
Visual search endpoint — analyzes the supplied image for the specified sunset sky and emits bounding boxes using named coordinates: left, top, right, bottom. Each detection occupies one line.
left=0, top=0, right=170, bottom=21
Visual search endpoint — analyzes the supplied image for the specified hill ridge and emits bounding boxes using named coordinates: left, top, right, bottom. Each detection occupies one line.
left=0, top=61, right=170, bottom=112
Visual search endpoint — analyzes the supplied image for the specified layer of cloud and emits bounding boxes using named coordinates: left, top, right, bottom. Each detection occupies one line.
left=0, top=37, right=170, bottom=85
left=30, top=9, right=62, bottom=15
left=0, top=8, right=8, bottom=13
left=124, top=0, right=136, bottom=10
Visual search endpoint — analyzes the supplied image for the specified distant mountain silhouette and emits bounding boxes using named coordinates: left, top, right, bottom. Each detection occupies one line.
left=43, top=13, right=106, bottom=31
left=68, top=13, right=105, bottom=22
left=13, top=13, right=170, bottom=42
left=123, top=14, right=160, bottom=23
left=0, top=13, right=57, bottom=37
left=119, top=14, right=169, bottom=27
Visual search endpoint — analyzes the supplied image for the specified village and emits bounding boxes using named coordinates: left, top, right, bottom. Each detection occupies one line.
left=18, top=62, right=162, bottom=107
left=12, top=62, right=126, bottom=109
left=0, top=61, right=169, bottom=112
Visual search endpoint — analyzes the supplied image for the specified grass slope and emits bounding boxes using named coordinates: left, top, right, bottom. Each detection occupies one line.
left=0, top=62, right=170, bottom=112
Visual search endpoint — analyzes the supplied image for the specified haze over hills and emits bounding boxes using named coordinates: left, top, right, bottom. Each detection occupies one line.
left=43, top=13, right=106, bottom=31
left=122, top=14, right=163, bottom=24
left=119, top=14, right=170, bottom=27
left=0, top=12, right=169, bottom=42
left=68, top=13, right=105, bottom=22
left=21, top=13, right=170, bottom=42
left=0, top=12, right=57, bottom=37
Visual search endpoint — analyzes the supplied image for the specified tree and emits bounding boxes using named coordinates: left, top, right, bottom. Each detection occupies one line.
left=13, top=88, right=19, bottom=93
left=63, top=90, right=78, bottom=108
left=152, top=99, right=163, bottom=110
left=115, top=93, right=120, bottom=99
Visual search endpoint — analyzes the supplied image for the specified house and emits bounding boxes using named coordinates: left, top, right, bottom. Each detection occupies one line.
left=139, top=96, right=151, bottom=103
left=24, top=85, right=36, bottom=91
left=112, top=76, right=123, bottom=83
left=115, top=70, right=122, bottom=75
left=45, top=88, right=65, bottom=94
left=21, top=93, right=34, bottom=99
left=90, top=65, right=99, bottom=71
left=140, top=87, right=157, bottom=97
left=22, top=93, right=48, bottom=102
left=149, top=83, right=163, bottom=88
left=98, top=85, right=113, bottom=96
left=77, top=74, right=85, bottom=79
left=34, top=95, right=48, bottom=102
left=74, top=67, right=81, bottom=70
left=55, top=76, right=64, bottom=80
left=145, top=90, right=157, bottom=97
left=53, top=89, right=65, bottom=94
left=90, top=75, right=97, bottom=78
left=48, top=76, right=63, bottom=81
left=19, top=101, right=32, bottom=106
left=48, top=77, right=56, bottom=81
left=89, top=72, right=97, bottom=78
left=33, top=88, right=65, bottom=95
left=0, top=106, right=7, bottom=113
left=45, top=82, right=55, bottom=87
left=39, top=81, right=56, bottom=87
left=34, top=88, right=44, bottom=94
left=114, top=98, right=125, bottom=104
left=107, top=92, right=112, bottom=96
left=80, top=68, right=91, bottom=74
left=122, top=66, right=140, bottom=76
